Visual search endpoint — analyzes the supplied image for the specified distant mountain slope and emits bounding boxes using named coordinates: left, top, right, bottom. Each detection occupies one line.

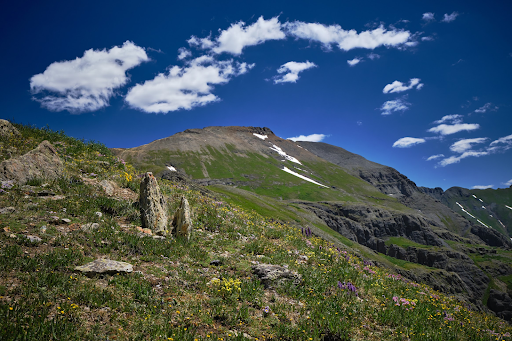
left=419, top=186, right=512, bottom=238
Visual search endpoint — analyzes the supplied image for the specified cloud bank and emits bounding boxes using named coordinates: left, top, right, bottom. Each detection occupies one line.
left=30, top=41, right=149, bottom=113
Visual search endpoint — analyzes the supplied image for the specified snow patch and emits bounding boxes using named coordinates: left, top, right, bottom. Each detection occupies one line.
left=167, top=166, right=177, bottom=172
left=270, top=144, right=302, bottom=164
left=456, top=202, right=476, bottom=219
left=477, top=219, right=490, bottom=228
left=482, top=206, right=486, bottom=209
left=472, top=195, right=477, bottom=198
left=506, top=205, right=512, bottom=211
left=281, top=167, right=329, bottom=188
left=478, top=199, right=483, bottom=203
left=253, top=133, right=268, bottom=140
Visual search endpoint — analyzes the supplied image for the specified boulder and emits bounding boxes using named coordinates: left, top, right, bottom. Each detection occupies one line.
left=252, top=263, right=302, bottom=288
left=172, top=196, right=192, bottom=240
left=74, top=258, right=133, bottom=276
left=488, top=289, right=512, bottom=322
left=139, top=172, right=169, bottom=235
left=0, top=140, right=63, bottom=184
left=99, top=180, right=115, bottom=196
left=0, top=120, right=20, bottom=138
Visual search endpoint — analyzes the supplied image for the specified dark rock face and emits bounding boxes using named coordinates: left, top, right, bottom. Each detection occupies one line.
left=488, top=290, right=512, bottom=322
left=0, top=140, right=64, bottom=184
left=471, top=225, right=512, bottom=248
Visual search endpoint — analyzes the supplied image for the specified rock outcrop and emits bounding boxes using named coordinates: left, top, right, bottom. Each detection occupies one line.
left=252, top=263, right=302, bottom=288
left=139, top=172, right=169, bottom=235
left=75, top=258, right=133, bottom=276
left=0, top=140, right=64, bottom=184
left=488, top=290, right=512, bottom=322
left=172, top=196, right=192, bottom=240
left=0, top=119, right=20, bottom=138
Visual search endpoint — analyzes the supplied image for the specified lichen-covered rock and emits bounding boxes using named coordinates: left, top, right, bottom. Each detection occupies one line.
left=0, top=140, right=63, bottom=184
left=252, top=263, right=302, bottom=288
left=0, top=119, right=20, bottom=138
left=139, top=172, right=168, bottom=235
left=74, top=258, right=133, bottom=276
left=99, top=180, right=115, bottom=196
left=172, top=196, right=192, bottom=240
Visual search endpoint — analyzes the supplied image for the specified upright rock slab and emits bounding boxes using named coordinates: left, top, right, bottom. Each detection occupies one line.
left=139, top=172, right=169, bottom=235
left=0, top=140, right=64, bottom=184
left=172, top=196, right=192, bottom=240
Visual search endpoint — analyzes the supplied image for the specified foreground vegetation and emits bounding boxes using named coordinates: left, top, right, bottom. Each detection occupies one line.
left=1, top=123, right=511, bottom=340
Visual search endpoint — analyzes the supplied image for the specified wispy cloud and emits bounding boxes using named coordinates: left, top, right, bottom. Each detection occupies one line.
left=421, top=36, right=435, bottom=41
left=503, top=179, right=512, bottom=187
left=442, top=12, right=459, bottom=23
left=273, top=61, right=317, bottom=84
left=177, top=47, right=192, bottom=60
left=380, top=97, right=410, bottom=115
left=383, top=78, right=423, bottom=94
left=422, top=12, right=435, bottom=21
left=428, top=123, right=480, bottom=135
left=125, top=56, right=253, bottom=113
left=287, top=133, right=328, bottom=142
left=367, top=53, right=380, bottom=60
left=347, top=58, right=362, bottom=67
left=284, top=21, right=412, bottom=51
left=474, top=102, right=498, bottom=113
left=450, top=138, right=488, bottom=153
left=490, top=134, right=512, bottom=150
left=392, top=137, right=426, bottom=148
left=426, top=154, right=444, bottom=161
left=438, top=150, right=489, bottom=166
left=188, top=16, right=286, bottom=55
left=472, top=185, right=493, bottom=190
left=434, top=114, right=463, bottom=124
left=30, top=41, right=149, bottom=113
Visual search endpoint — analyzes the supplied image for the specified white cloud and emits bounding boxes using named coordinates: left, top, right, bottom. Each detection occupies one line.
left=503, top=179, right=512, bottom=187
left=347, top=58, right=361, bottom=66
left=449, top=138, right=488, bottom=153
left=474, top=102, right=498, bottom=113
left=273, top=61, right=316, bottom=84
left=125, top=57, right=253, bottom=113
left=442, top=12, right=459, bottom=23
left=490, top=134, right=512, bottom=148
left=428, top=123, right=480, bottom=135
left=177, top=47, right=192, bottom=60
left=392, top=137, right=426, bottom=148
left=367, top=53, right=380, bottom=60
left=472, top=185, right=493, bottom=190
left=287, top=133, right=328, bottom=142
left=421, top=36, right=434, bottom=41
left=189, top=16, right=285, bottom=55
left=422, top=12, right=435, bottom=21
left=426, top=154, right=444, bottom=161
left=438, top=150, right=489, bottom=166
left=284, top=21, right=412, bottom=51
left=380, top=98, right=410, bottom=115
left=30, top=41, right=149, bottom=113
left=434, top=114, right=463, bottom=124
left=383, top=78, right=423, bottom=94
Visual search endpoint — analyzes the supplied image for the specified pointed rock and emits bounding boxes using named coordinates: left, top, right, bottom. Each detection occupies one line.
left=0, top=119, right=20, bottom=138
left=139, top=172, right=169, bottom=235
left=74, top=258, right=133, bottom=276
left=0, top=140, right=63, bottom=184
left=172, top=196, right=192, bottom=240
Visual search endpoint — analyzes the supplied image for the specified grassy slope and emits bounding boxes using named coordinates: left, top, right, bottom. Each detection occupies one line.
left=1, top=124, right=511, bottom=340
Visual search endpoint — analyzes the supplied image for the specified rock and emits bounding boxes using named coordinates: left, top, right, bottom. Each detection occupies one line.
left=0, top=141, right=64, bottom=185
left=95, top=211, right=102, bottom=218
left=0, top=120, right=20, bottom=138
left=99, top=180, right=114, bottom=196
left=74, top=258, right=133, bottom=276
left=139, top=172, right=169, bottom=235
left=81, top=223, right=100, bottom=231
left=210, top=260, right=222, bottom=266
left=37, top=190, right=55, bottom=197
left=25, top=235, right=42, bottom=243
left=0, top=207, right=15, bottom=214
left=488, top=289, right=512, bottom=321
left=61, top=218, right=71, bottom=224
left=40, top=225, right=47, bottom=233
left=252, top=263, right=302, bottom=288
left=172, top=196, right=192, bottom=240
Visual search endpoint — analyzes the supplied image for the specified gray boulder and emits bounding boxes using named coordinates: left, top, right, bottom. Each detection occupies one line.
left=0, top=140, right=63, bottom=184
left=99, top=180, right=115, bottom=196
left=0, top=120, right=20, bottom=138
left=172, top=196, right=192, bottom=240
left=74, top=258, right=133, bottom=276
left=139, top=172, right=169, bottom=235
left=252, top=263, right=302, bottom=288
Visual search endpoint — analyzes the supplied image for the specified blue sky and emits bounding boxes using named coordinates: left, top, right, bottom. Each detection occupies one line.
left=2, top=0, right=512, bottom=190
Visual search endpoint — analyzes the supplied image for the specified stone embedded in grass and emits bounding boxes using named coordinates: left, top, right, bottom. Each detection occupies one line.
left=0, top=207, right=15, bottom=214
left=25, top=235, right=42, bottom=243
left=0, top=140, right=64, bottom=185
left=81, top=223, right=100, bottom=231
left=99, top=180, right=115, bottom=196
left=74, top=258, right=133, bottom=276
left=172, top=196, right=192, bottom=240
left=61, top=218, right=71, bottom=224
left=139, top=172, right=169, bottom=236
left=252, top=263, right=302, bottom=289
